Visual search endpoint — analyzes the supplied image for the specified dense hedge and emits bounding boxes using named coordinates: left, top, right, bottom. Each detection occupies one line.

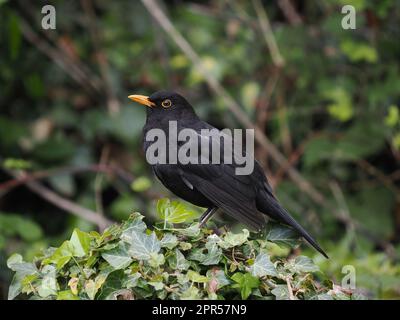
left=8, top=200, right=357, bottom=300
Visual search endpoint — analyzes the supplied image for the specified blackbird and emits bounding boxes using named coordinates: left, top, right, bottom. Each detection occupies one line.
left=129, top=90, right=328, bottom=258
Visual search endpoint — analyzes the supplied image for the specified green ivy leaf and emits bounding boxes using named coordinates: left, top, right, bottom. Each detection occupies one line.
left=38, top=265, right=58, bottom=298
left=121, top=213, right=147, bottom=238
left=127, top=231, right=161, bottom=261
left=43, top=241, right=74, bottom=269
left=219, top=229, right=249, bottom=249
left=231, top=272, right=260, bottom=300
left=266, top=224, right=299, bottom=247
left=148, top=252, right=165, bottom=268
left=271, top=285, right=290, bottom=300
left=187, top=270, right=208, bottom=283
left=180, top=286, right=201, bottom=300
left=157, top=198, right=197, bottom=224
left=202, top=235, right=222, bottom=265
left=101, top=242, right=132, bottom=269
left=174, top=223, right=201, bottom=237
left=293, top=256, right=320, bottom=273
left=57, top=290, right=79, bottom=300
left=249, top=253, right=277, bottom=277
left=169, top=249, right=190, bottom=271
left=70, top=229, right=91, bottom=257
left=160, top=233, right=178, bottom=249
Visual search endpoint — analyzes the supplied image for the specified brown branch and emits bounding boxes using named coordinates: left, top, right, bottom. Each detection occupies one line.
left=4, top=170, right=112, bottom=230
left=0, top=164, right=118, bottom=193
left=252, top=0, right=285, bottom=67
left=356, top=159, right=400, bottom=200
left=277, top=0, right=303, bottom=26
left=255, top=70, right=280, bottom=171
left=19, top=17, right=102, bottom=96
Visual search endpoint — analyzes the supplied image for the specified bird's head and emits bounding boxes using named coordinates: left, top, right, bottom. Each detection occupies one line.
left=128, top=90, right=196, bottom=121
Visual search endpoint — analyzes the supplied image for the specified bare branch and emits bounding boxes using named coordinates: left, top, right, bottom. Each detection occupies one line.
left=252, top=0, right=285, bottom=67
left=277, top=0, right=303, bottom=26
left=19, top=17, right=102, bottom=96
left=4, top=170, right=112, bottom=230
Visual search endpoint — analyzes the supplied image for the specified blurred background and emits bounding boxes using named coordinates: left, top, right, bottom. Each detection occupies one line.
left=0, top=0, right=399, bottom=299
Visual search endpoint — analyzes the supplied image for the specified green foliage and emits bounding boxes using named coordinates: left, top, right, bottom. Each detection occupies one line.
left=7, top=208, right=354, bottom=300
left=157, top=198, right=198, bottom=225
left=0, top=213, right=43, bottom=245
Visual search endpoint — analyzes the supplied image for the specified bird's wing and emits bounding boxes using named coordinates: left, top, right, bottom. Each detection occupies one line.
left=178, top=152, right=267, bottom=231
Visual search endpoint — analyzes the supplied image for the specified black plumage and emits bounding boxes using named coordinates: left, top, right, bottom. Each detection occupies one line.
left=129, top=90, right=328, bottom=258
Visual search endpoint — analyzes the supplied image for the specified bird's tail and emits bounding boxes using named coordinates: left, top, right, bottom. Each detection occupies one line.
left=257, top=193, right=329, bottom=258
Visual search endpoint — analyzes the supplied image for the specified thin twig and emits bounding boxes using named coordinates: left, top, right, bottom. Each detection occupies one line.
left=329, top=181, right=355, bottom=234
left=356, top=159, right=400, bottom=200
left=0, top=164, right=119, bottom=194
left=255, top=70, right=280, bottom=171
left=285, top=276, right=295, bottom=300
left=277, top=0, right=303, bottom=26
left=19, top=17, right=102, bottom=96
left=252, top=0, right=285, bottom=67
left=5, top=170, right=112, bottom=229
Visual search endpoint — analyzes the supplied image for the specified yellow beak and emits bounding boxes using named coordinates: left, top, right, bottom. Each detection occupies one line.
left=128, top=94, right=155, bottom=108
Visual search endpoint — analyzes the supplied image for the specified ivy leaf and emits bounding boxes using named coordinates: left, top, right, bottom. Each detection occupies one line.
left=271, top=285, right=291, bottom=300
left=160, top=233, right=178, bottom=249
left=187, top=270, right=208, bottom=283
left=57, top=290, right=79, bottom=300
left=123, top=273, right=141, bottom=288
left=157, top=198, right=197, bottom=224
left=96, top=270, right=125, bottom=300
left=293, top=256, right=320, bottom=273
left=101, top=242, right=132, bottom=270
left=206, top=269, right=231, bottom=290
left=180, top=286, right=201, bottom=300
left=85, top=279, right=97, bottom=300
left=7, top=254, right=36, bottom=275
left=38, top=265, right=58, bottom=298
left=231, top=272, right=260, bottom=300
left=202, top=235, right=222, bottom=265
left=7, top=254, right=38, bottom=300
left=43, top=241, right=74, bottom=269
left=148, top=252, right=165, bottom=268
left=219, top=229, right=249, bottom=249
left=174, top=223, right=200, bottom=237
left=127, top=231, right=161, bottom=261
left=249, top=253, right=277, bottom=277
left=169, top=249, right=190, bottom=271
left=266, top=224, right=299, bottom=247
left=121, top=213, right=146, bottom=238
left=148, top=281, right=164, bottom=291
left=70, top=229, right=91, bottom=257
left=8, top=275, right=21, bottom=300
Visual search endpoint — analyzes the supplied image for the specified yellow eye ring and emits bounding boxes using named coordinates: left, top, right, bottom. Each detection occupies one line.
left=161, top=99, right=172, bottom=108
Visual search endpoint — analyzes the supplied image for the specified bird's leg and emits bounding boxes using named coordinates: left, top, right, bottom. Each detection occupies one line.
left=199, top=207, right=218, bottom=227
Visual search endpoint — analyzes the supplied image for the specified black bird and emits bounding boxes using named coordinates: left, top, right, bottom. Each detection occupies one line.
left=129, top=90, right=328, bottom=258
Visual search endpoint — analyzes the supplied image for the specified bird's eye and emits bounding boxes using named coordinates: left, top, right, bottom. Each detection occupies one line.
left=161, top=99, right=172, bottom=108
